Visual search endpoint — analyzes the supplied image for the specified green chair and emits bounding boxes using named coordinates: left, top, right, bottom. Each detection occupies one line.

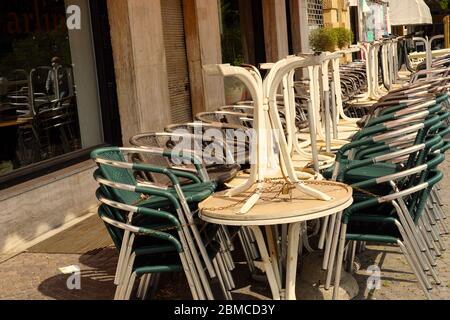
left=326, top=102, right=448, bottom=299
left=92, top=146, right=235, bottom=300
left=333, top=167, right=444, bottom=300
left=322, top=134, right=444, bottom=288
left=96, top=199, right=198, bottom=300
left=321, top=93, right=449, bottom=296
left=129, top=131, right=241, bottom=187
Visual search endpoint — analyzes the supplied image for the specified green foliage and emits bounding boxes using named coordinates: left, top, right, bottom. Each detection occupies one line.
left=333, top=27, right=354, bottom=49
left=439, top=0, right=449, bottom=10
left=309, top=27, right=338, bottom=53
left=309, top=27, right=354, bottom=52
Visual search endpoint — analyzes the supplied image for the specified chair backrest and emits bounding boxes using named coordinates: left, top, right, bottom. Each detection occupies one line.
left=195, top=111, right=253, bottom=128
left=165, top=122, right=251, bottom=164
left=344, top=166, right=443, bottom=224
left=91, top=147, right=142, bottom=204
left=219, top=105, right=254, bottom=114
left=97, top=200, right=182, bottom=253
left=97, top=201, right=124, bottom=249
left=130, top=133, right=189, bottom=186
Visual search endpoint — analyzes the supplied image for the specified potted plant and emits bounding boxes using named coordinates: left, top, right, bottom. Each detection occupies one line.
left=309, top=27, right=354, bottom=53
left=309, top=27, right=338, bottom=53
left=333, top=27, right=354, bottom=49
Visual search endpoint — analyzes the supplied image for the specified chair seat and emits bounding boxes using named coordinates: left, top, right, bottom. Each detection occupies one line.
left=135, top=212, right=221, bottom=253
left=140, top=182, right=215, bottom=209
left=347, top=213, right=402, bottom=244
left=323, top=159, right=398, bottom=183
left=133, top=251, right=182, bottom=275
left=346, top=233, right=399, bottom=244
left=179, top=181, right=217, bottom=194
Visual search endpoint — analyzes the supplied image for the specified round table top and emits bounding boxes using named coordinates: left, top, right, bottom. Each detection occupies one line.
left=199, top=181, right=353, bottom=226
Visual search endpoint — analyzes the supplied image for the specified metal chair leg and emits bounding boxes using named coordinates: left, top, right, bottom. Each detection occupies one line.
left=238, top=229, right=255, bottom=273
left=397, top=241, right=432, bottom=300
left=117, top=252, right=136, bottom=300
left=216, top=254, right=234, bottom=292
left=318, top=216, right=330, bottom=250
left=213, top=258, right=232, bottom=300
left=301, top=222, right=315, bottom=253
left=323, top=213, right=337, bottom=270
left=346, top=240, right=356, bottom=273
left=176, top=225, right=208, bottom=299
left=325, top=212, right=343, bottom=290
left=124, top=272, right=137, bottom=300
left=136, top=274, right=148, bottom=299
left=419, top=218, right=442, bottom=257
left=140, top=274, right=153, bottom=300
left=179, top=252, right=200, bottom=300
left=394, top=220, right=433, bottom=290
left=332, top=223, right=347, bottom=300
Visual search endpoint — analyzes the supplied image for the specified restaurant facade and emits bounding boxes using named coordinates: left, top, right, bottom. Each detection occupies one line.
left=0, top=0, right=352, bottom=255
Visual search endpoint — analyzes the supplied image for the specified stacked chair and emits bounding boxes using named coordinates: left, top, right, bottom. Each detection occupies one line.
left=92, top=147, right=238, bottom=300
left=326, top=64, right=450, bottom=299
left=91, top=35, right=450, bottom=300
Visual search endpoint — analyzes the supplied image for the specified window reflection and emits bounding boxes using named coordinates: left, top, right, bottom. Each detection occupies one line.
left=0, top=0, right=81, bottom=176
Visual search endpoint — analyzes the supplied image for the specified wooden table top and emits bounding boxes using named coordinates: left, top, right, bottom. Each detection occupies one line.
left=199, top=181, right=353, bottom=226
left=0, top=118, right=31, bottom=128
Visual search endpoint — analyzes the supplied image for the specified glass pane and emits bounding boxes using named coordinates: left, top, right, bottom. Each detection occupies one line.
left=220, top=0, right=247, bottom=105
left=0, top=0, right=102, bottom=176
left=220, top=0, right=243, bottom=66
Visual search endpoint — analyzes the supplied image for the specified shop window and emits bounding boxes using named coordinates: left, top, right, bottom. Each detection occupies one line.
left=0, top=0, right=104, bottom=178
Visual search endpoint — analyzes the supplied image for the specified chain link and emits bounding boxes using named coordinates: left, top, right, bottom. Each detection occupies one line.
left=201, top=178, right=351, bottom=212
left=131, top=177, right=366, bottom=220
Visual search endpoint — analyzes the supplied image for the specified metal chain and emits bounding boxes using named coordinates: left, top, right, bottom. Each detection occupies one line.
left=351, top=186, right=379, bottom=197
left=132, top=193, right=150, bottom=206
left=200, top=178, right=351, bottom=212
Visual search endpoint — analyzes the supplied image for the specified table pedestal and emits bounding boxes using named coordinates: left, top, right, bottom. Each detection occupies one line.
left=199, top=182, right=353, bottom=301
left=249, top=222, right=302, bottom=300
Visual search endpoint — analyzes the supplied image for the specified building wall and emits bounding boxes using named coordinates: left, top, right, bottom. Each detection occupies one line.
left=106, top=0, right=172, bottom=143
left=323, top=0, right=351, bottom=29
left=324, top=0, right=352, bottom=62
left=0, top=161, right=98, bottom=254
left=106, top=0, right=225, bottom=145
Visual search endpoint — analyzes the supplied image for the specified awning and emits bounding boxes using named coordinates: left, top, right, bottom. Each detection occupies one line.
left=389, top=0, right=432, bottom=26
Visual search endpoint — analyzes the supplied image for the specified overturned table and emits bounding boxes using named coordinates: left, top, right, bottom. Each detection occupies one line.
left=199, top=180, right=353, bottom=300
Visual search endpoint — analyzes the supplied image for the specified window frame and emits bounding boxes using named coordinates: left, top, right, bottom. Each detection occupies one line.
left=0, top=0, right=121, bottom=190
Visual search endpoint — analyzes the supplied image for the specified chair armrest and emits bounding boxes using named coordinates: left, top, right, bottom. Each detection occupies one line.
left=343, top=180, right=430, bottom=224
left=99, top=209, right=183, bottom=253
